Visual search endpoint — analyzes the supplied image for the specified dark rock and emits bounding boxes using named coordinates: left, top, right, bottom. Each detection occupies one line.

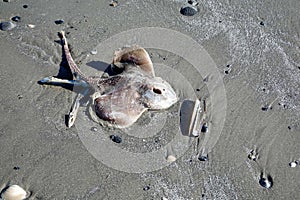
left=198, top=155, right=208, bottom=161
left=55, top=19, right=64, bottom=25
left=13, top=166, right=20, bottom=170
left=11, top=16, right=21, bottom=22
left=180, top=6, right=198, bottom=16
left=23, top=4, right=28, bottom=8
left=0, top=21, right=16, bottom=31
left=259, top=175, right=272, bottom=189
left=261, top=106, right=270, bottom=111
left=143, top=185, right=150, bottom=191
left=188, top=0, right=198, bottom=6
left=201, top=123, right=208, bottom=133
left=110, top=135, right=122, bottom=143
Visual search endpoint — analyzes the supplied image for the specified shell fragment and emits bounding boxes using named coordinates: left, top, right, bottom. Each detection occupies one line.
left=0, top=185, right=28, bottom=200
left=188, top=99, right=202, bottom=136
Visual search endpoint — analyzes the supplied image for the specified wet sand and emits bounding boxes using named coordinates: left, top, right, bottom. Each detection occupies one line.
left=1, top=0, right=299, bottom=199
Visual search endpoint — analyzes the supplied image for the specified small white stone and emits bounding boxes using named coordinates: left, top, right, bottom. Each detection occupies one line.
left=192, top=130, right=199, bottom=137
left=289, top=161, right=297, bottom=168
left=166, top=155, right=176, bottom=162
left=91, top=127, right=98, bottom=132
left=0, top=185, right=28, bottom=200
left=27, top=24, right=35, bottom=29
left=90, top=49, right=97, bottom=55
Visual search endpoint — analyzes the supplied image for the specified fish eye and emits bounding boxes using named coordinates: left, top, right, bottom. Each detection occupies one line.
left=153, top=88, right=162, bottom=94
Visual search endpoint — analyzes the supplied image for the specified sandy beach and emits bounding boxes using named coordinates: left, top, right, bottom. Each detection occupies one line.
left=1, top=0, right=299, bottom=199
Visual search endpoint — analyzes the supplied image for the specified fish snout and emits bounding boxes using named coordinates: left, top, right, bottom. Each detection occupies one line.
left=145, top=81, right=178, bottom=110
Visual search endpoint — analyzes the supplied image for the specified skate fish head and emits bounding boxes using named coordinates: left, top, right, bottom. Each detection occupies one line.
left=143, top=77, right=178, bottom=110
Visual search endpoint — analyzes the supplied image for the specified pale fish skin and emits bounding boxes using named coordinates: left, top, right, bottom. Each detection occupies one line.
left=40, top=31, right=178, bottom=128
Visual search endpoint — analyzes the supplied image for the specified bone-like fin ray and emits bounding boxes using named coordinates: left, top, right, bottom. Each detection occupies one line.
left=67, top=93, right=84, bottom=128
left=59, top=31, right=88, bottom=81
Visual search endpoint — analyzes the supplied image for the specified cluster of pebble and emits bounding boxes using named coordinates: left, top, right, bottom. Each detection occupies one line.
left=248, top=149, right=299, bottom=189
left=0, top=1, right=69, bottom=32
left=247, top=149, right=273, bottom=189
left=1, top=1, right=24, bottom=31
left=1, top=0, right=200, bottom=31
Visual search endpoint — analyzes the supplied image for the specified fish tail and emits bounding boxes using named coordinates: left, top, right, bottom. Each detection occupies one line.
left=59, top=31, right=88, bottom=81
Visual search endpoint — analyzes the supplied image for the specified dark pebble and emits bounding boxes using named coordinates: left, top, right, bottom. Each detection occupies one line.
left=201, top=123, right=208, bottom=133
left=17, top=94, right=23, bottom=99
left=110, top=135, right=122, bottom=143
left=0, top=21, right=16, bottom=31
left=55, top=19, right=64, bottom=25
left=3, top=0, right=10, bottom=2
left=109, top=0, right=118, bottom=7
left=180, top=6, right=198, bottom=16
left=224, top=70, right=229, bottom=74
left=11, top=16, right=21, bottom=22
left=287, top=126, right=291, bottom=130
left=143, top=185, right=150, bottom=191
left=259, top=175, right=273, bottom=189
left=13, top=166, right=20, bottom=170
left=198, top=155, right=208, bottom=161
left=226, top=64, right=231, bottom=68
left=260, top=21, right=264, bottom=26
left=23, top=4, right=28, bottom=8
left=188, top=0, right=198, bottom=6
left=248, top=150, right=257, bottom=161
left=261, top=106, right=269, bottom=111
left=196, top=88, right=200, bottom=91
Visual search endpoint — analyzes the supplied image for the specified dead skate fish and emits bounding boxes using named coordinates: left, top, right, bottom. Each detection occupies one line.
left=40, top=31, right=178, bottom=128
